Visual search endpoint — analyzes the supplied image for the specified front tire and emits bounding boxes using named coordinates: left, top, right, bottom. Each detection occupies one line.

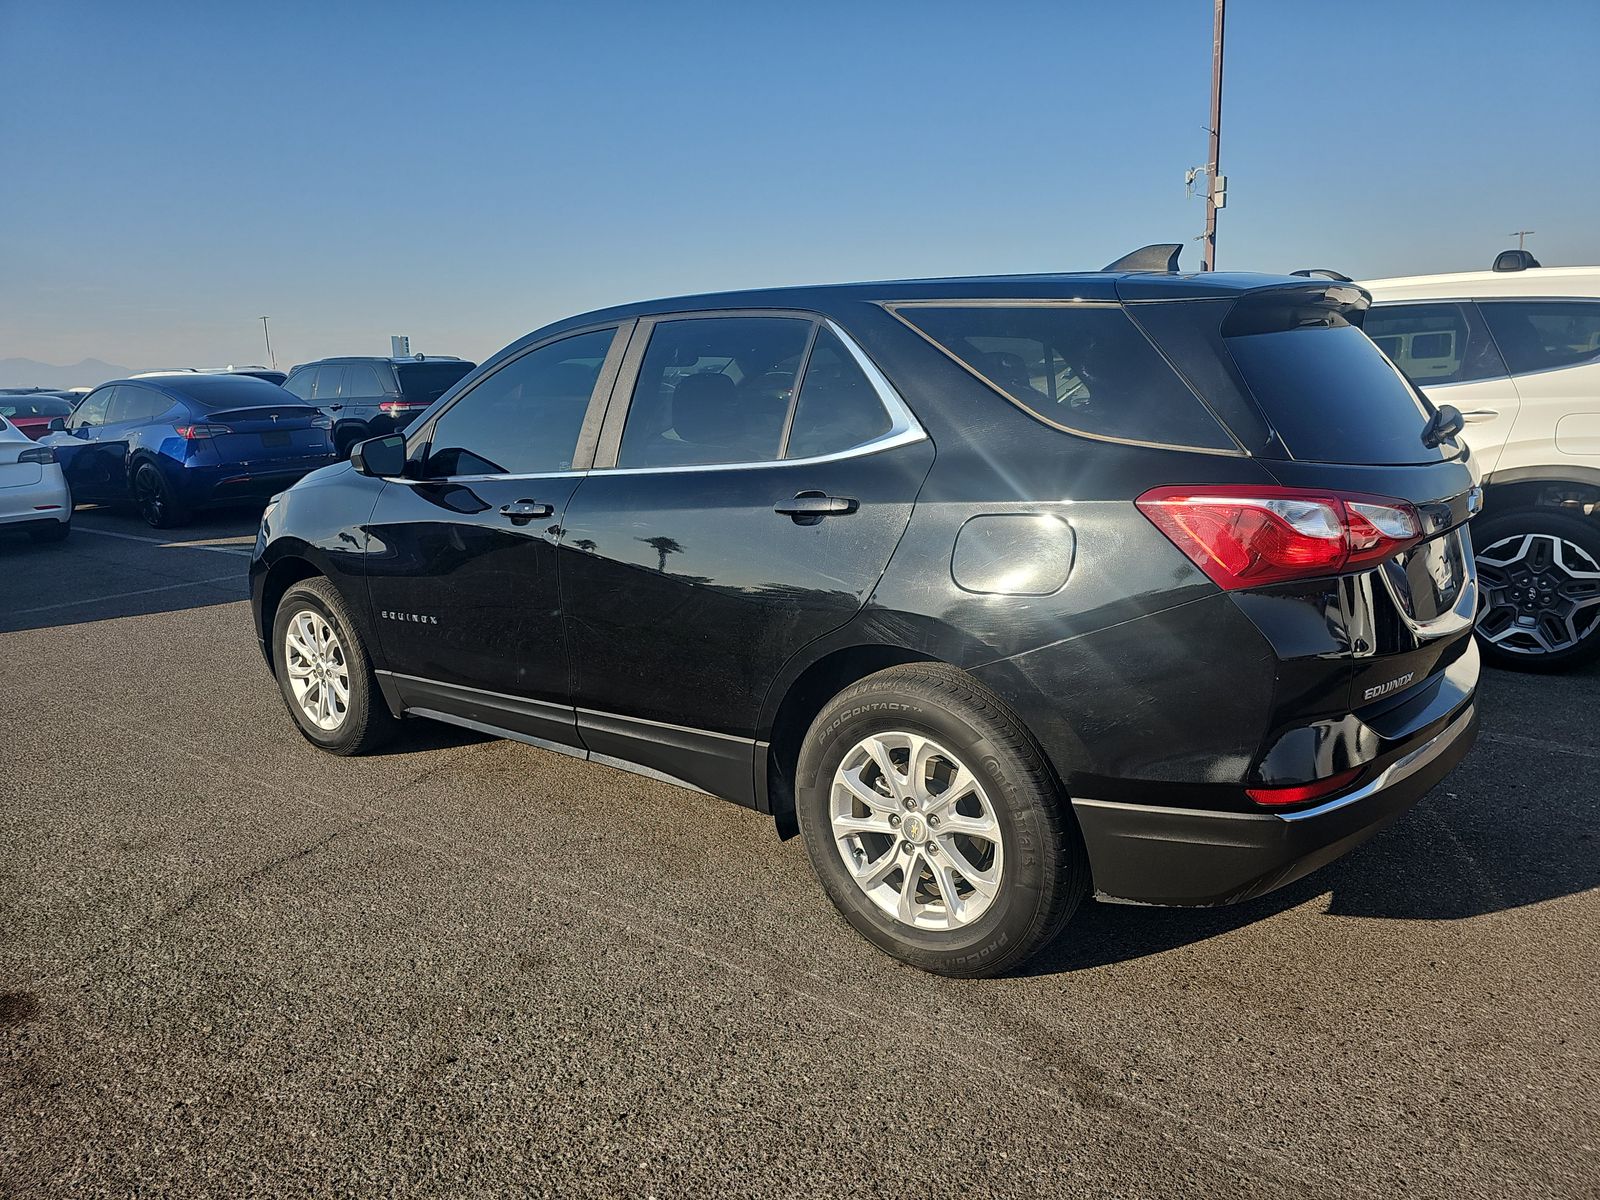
left=1474, top=509, right=1600, bottom=671
left=796, top=663, right=1087, bottom=978
left=272, top=577, right=397, bottom=755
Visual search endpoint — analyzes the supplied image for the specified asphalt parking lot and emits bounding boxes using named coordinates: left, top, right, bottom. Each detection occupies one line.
left=1, top=504, right=1596, bottom=1199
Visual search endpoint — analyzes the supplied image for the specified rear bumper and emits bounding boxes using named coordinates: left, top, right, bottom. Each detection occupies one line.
left=180, top=458, right=335, bottom=506
left=1074, top=700, right=1477, bottom=907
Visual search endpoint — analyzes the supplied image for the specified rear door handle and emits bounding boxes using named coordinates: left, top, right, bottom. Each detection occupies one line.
left=500, top=499, right=554, bottom=523
left=774, top=493, right=859, bottom=521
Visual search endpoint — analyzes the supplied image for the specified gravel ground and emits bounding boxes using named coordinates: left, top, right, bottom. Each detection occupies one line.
left=2, top=504, right=1596, bottom=1198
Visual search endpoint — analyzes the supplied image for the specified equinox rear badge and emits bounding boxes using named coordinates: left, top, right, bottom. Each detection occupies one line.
left=1364, top=671, right=1415, bottom=701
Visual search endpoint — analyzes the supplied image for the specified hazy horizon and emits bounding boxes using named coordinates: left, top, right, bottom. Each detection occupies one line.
left=3, top=0, right=1597, bottom=372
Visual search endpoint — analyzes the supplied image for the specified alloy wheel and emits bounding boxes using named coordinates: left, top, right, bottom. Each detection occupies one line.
left=135, top=469, right=165, bottom=525
left=829, top=731, right=1004, bottom=930
left=1475, top=532, right=1600, bottom=656
left=283, top=608, right=351, bottom=731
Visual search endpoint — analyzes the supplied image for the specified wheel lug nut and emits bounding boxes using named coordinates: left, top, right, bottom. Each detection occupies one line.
left=927, top=815, right=940, bottom=828
left=903, top=798, right=918, bottom=811
left=926, top=841, right=938, bottom=855
left=889, top=814, right=901, bottom=828
left=900, top=841, right=914, bottom=854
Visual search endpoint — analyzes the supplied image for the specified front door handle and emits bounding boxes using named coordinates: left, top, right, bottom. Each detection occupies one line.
left=1460, top=409, right=1499, bottom=424
left=500, top=499, right=554, bottom=524
left=774, top=492, right=859, bottom=523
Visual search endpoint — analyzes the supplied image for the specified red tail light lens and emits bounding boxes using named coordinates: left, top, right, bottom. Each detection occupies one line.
left=1136, top=485, right=1422, bottom=589
left=1247, top=768, right=1362, bottom=807
left=17, top=446, right=56, bottom=465
left=174, top=423, right=233, bottom=439
left=378, top=401, right=424, bottom=417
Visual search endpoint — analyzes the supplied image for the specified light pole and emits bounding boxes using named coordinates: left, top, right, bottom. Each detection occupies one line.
left=259, top=316, right=276, bottom=369
left=1202, top=0, right=1226, bottom=271
left=1509, top=230, right=1535, bottom=250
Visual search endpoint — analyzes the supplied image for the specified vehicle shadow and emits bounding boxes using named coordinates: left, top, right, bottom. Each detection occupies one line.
left=1025, top=664, right=1600, bottom=974
left=0, top=504, right=260, bottom=634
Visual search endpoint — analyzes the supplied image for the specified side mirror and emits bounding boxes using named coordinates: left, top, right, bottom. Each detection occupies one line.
left=350, top=433, right=408, bottom=478
left=47, top=417, right=66, bottom=432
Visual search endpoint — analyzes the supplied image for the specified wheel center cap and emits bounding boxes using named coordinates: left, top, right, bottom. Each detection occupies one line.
left=901, top=814, right=926, bottom=842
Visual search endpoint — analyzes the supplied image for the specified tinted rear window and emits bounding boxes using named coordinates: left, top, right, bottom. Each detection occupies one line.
left=1225, top=322, right=1441, bottom=465
left=894, top=304, right=1234, bottom=450
left=397, top=362, right=474, bottom=404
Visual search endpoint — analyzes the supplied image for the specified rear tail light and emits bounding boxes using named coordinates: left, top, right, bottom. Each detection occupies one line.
left=1247, top=768, right=1362, bottom=807
left=311, top=411, right=332, bottom=429
left=174, top=423, right=233, bottom=439
left=1136, top=485, right=1422, bottom=589
left=17, top=446, right=55, bottom=465
left=378, top=401, right=424, bottom=418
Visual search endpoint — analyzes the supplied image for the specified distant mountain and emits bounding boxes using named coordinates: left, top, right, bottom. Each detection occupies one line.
left=0, top=357, right=139, bottom=389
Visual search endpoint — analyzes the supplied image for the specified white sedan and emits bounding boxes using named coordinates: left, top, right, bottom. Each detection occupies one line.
left=0, top=413, right=71, bottom=543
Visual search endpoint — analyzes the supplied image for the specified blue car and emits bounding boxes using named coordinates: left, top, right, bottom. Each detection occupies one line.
left=43, top=374, right=336, bottom=527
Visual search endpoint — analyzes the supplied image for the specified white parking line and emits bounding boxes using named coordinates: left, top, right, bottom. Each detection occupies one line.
left=8, top=573, right=244, bottom=617
left=74, top=526, right=253, bottom=557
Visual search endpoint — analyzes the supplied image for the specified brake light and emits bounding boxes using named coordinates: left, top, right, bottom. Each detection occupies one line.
left=1136, top=485, right=1421, bottom=589
left=1247, top=768, right=1362, bottom=807
left=174, top=423, right=233, bottom=439
left=17, top=446, right=55, bottom=465
left=311, top=411, right=332, bottom=429
left=378, top=401, right=424, bottom=417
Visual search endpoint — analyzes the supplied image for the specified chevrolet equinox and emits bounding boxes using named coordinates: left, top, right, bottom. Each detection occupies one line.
left=250, top=248, right=1481, bottom=976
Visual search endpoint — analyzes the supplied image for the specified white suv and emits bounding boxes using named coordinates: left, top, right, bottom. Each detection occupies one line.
left=1363, top=253, right=1600, bottom=670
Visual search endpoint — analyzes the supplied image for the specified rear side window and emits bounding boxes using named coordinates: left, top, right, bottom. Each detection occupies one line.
left=617, top=317, right=813, bottom=468
left=310, top=367, right=344, bottom=401
left=1479, top=301, right=1600, bottom=375
left=1363, top=302, right=1507, bottom=386
left=893, top=304, right=1234, bottom=450
left=425, top=329, right=614, bottom=477
left=342, top=362, right=390, bottom=398
left=110, top=386, right=170, bottom=424
left=397, top=361, right=473, bottom=405
left=784, top=328, right=893, bottom=460
left=1226, top=320, right=1442, bottom=465
left=283, top=369, right=315, bottom=400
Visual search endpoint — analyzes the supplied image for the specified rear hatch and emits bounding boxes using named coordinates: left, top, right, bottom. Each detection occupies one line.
left=1129, top=280, right=1478, bottom=733
left=199, top=405, right=333, bottom=461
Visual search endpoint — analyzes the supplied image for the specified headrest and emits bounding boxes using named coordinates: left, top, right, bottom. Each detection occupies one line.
left=671, top=372, right=740, bottom=443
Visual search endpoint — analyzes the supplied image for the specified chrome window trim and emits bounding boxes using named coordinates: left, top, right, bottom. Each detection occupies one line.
left=588, top=317, right=928, bottom=477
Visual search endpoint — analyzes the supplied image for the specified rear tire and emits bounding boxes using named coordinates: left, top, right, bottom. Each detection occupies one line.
left=272, top=577, right=397, bottom=755
left=28, top=521, right=70, bottom=544
left=133, top=462, right=189, bottom=528
left=795, top=663, right=1087, bottom=978
left=1474, top=509, right=1600, bottom=671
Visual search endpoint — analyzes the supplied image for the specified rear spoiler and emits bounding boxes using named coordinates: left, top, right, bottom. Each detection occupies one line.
left=1289, top=268, right=1352, bottom=282
left=1220, top=281, right=1373, bottom=336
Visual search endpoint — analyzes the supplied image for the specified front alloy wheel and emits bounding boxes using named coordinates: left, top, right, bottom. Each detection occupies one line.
left=271, top=577, right=397, bottom=755
left=1473, top=510, right=1600, bottom=670
left=283, top=608, right=351, bottom=731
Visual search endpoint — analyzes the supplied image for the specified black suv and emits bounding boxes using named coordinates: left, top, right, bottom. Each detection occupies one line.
left=282, top=355, right=475, bottom=457
left=251, top=255, right=1481, bottom=976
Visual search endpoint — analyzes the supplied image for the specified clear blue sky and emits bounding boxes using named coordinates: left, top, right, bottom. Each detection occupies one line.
left=2, top=0, right=1596, bottom=371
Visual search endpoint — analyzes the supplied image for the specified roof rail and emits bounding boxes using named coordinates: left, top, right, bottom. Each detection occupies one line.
left=1102, top=243, right=1183, bottom=273
left=1289, top=268, right=1352, bottom=282
left=1493, top=249, right=1541, bottom=272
